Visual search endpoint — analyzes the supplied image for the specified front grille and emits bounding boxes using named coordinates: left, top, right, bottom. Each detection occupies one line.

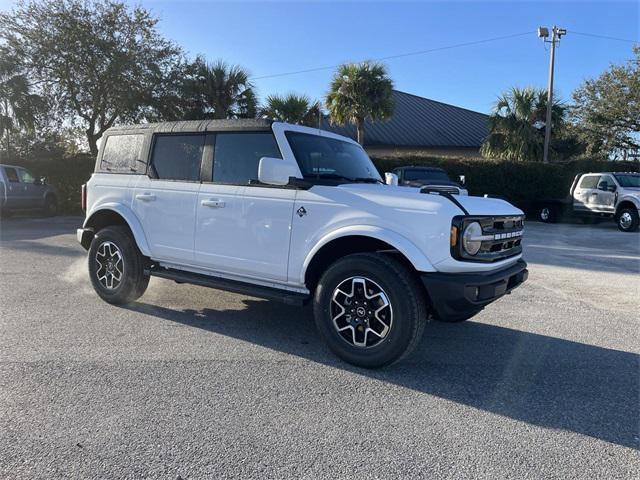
left=452, top=215, right=525, bottom=262
left=477, top=216, right=523, bottom=257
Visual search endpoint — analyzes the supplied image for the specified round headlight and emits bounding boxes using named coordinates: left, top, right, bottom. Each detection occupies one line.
left=462, top=222, right=483, bottom=255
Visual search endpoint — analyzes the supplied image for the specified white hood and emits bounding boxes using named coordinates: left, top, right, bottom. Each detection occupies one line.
left=336, top=183, right=523, bottom=217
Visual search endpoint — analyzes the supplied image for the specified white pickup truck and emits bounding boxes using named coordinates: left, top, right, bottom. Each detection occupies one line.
left=77, top=120, right=527, bottom=367
left=534, top=172, right=640, bottom=232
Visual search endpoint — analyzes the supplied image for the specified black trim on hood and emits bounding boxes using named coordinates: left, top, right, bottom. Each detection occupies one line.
left=420, top=187, right=469, bottom=215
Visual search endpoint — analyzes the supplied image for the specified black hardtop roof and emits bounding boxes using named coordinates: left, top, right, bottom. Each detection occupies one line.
left=106, top=119, right=274, bottom=135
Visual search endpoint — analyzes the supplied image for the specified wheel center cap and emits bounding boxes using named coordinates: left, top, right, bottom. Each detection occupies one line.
left=356, top=306, right=366, bottom=317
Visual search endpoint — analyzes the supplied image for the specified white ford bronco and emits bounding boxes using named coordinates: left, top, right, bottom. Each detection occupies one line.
left=78, top=120, right=528, bottom=367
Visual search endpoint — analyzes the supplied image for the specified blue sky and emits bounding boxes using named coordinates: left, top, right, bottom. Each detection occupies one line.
left=1, top=0, right=638, bottom=113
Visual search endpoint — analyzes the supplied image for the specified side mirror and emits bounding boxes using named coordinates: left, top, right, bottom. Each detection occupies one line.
left=459, top=175, right=466, bottom=186
left=597, top=183, right=609, bottom=191
left=38, top=176, right=47, bottom=185
left=607, top=184, right=616, bottom=192
left=384, top=172, right=399, bottom=186
left=258, top=157, right=300, bottom=186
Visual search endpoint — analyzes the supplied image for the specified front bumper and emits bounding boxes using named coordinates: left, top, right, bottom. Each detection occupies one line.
left=421, top=259, right=528, bottom=321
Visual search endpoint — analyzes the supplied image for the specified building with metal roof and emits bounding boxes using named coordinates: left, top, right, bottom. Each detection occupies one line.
left=321, top=90, right=489, bottom=158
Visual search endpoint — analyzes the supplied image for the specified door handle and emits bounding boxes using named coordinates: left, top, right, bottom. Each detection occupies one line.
left=135, top=193, right=156, bottom=201
left=201, top=199, right=225, bottom=208
left=591, top=192, right=598, bottom=195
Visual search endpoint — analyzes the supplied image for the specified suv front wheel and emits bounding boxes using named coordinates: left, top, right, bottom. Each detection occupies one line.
left=88, top=226, right=150, bottom=304
left=313, top=253, right=427, bottom=368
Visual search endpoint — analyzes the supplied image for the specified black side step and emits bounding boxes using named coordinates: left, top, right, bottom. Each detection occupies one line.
left=147, top=267, right=309, bottom=306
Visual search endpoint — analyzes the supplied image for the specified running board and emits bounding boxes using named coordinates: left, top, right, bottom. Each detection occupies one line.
left=147, top=267, right=309, bottom=306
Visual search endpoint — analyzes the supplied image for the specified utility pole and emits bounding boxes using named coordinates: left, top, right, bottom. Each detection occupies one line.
left=538, top=26, right=566, bottom=163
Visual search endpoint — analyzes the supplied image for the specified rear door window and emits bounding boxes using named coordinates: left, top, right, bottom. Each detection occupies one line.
left=101, top=134, right=145, bottom=173
left=579, top=175, right=600, bottom=189
left=212, top=132, right=281, bottom=184
left=151, top=134, right=205, bottom=182
left=4, top=167, right=19, bottom=183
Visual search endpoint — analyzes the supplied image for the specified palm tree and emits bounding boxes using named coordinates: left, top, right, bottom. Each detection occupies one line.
left=325, top=62, right=394, bottom=145
left=184, top=57, right=257, bottom=120
left=0, top=53, right=40, bottom=159
left=480, top=87, right=565, bottom=162
left=261, top=93, right=321, bottom=126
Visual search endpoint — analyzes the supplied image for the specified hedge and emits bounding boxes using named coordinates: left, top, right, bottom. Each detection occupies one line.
left=7, top=154, right=639, bottom=215
left=372, top=156, right=640, bottom=213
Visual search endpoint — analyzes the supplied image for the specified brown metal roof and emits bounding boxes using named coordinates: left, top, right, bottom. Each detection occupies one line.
left=321, top=90, right=489, bottom=148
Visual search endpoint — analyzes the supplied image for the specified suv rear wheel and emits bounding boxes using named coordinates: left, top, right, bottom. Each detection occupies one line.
left=313, top=253, right=427, bottom=368
left=88, top=226, right=149, bottom=304
left=616, top=207, right=639, bottom=232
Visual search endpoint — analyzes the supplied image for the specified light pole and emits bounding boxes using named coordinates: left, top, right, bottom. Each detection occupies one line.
left=538, top=26, right=566, bottom=163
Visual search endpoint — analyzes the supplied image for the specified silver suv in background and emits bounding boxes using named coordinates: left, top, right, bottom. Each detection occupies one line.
left=0, top=164, right=58, bottom=217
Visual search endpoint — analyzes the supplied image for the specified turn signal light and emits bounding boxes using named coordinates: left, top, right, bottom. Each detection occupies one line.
left=450, top=226, right=458, bottom=247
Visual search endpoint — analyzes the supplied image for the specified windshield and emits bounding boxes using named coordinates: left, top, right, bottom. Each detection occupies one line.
left=614, top=174, right=640, bottom=188
left=286, top=131, right=381, bottom=183
left=404, top=169, right=451, bottom=182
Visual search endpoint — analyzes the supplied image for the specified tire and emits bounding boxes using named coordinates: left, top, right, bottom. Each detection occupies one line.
left=538, top=205, right=556, bottom=223
left=616, top=207, right=639, bottom=232
left=43, top=195, right=58, bottom=217
left=313, top=252, right=427, bottom=368
left=88, top=226, right=150, bottom=304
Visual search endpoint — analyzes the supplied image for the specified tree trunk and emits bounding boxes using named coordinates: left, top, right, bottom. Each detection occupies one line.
left=5, top=129, right=10, bottom=161
left=356, top=118, right=365, bottom=146
left=87, top=130, right=99, bottom=157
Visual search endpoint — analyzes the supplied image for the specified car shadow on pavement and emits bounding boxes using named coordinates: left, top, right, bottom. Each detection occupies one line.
left=126, top=299, right=639, bottom=450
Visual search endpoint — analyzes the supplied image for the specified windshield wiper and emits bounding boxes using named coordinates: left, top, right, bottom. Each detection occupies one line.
left=352, top=177, right=384, bottom=184
left=304, top=173, right=382, bottom=184
left=304, top=173, right=353, bottom=181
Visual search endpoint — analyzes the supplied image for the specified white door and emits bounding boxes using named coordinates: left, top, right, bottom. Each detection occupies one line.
left=194, top=182, right=242, bottom=272
left=573, top=175, right=600, bottom=211
left=595, top=175, right=616, bottom=212
left=234, top=185, right=296, bottom=281
left=132, top=134, right=205, bottom=263
left=193, top=131, right=294, bottom=282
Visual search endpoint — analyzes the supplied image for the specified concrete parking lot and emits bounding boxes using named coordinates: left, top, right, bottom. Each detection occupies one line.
left=0, top=217, right=638, bottom=479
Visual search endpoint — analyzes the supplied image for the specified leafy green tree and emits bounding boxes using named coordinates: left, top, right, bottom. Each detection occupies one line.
left=325, top=62, right=394, bottom=145
left=570, top=46, right=639, bottom=159
left=261, top=93, right=321, bottom=126
left=180, top=57, right=257, bottom=120
left=0, top=0, right=184, bottom=155
left=481, top=87, right=565, bottom=162
left=0, top=50, right=42, bottom=159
